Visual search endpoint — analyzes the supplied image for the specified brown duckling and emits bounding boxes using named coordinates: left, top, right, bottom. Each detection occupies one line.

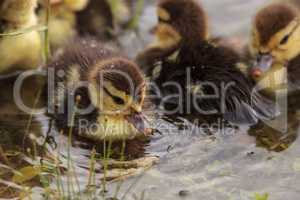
left=274, top=0, right=300, bottom=10
left=76, top=0, right=114, bottom=39
left=76, top=0, right=140, bottom=39
left=0, top=0, right=42, bottom=73
left=249, top=3, right=300, bottom=95
left=137, top=0, right=276, bottom=124
left=292, top=0, right=300, bottom=8
left=136, top=0, right=208, bottom=71
left=46, top=38, right=151, bottom=141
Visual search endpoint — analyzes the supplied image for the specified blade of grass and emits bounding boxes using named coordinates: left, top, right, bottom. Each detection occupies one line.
left=127, top=0, right=144, bottom=29
left=87, top=148, right=96, bottom=198
left=22, top=0, right=51, bottom=156
left=139, top=190, right=146, bottom=200
left=108, top=0, right=120, bottom=17
left=43, top=0, right=51, bottom=63
left=113, top=139, right=126, bottom=198
left=0, top=25, right=47, bottom=37
left=22, top=88, right=43, bottom=158
left=101, top=138, right=107, bottom=198
left=55, top=131, right=66, bottom=198
left=70, top=152, right=81, bottom=197
left=101, top=136, right=114, bottom=198
left=66, top=96, right=82, bottom=198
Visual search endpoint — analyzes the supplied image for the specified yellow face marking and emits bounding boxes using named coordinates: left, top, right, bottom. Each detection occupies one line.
left=249, top=27, right=260, bottom=56
left=268, top=19, right=300, bottom=63
left=152, top=23, right=181, bottom=48
left=156, top=6, right=180, bottom=46
left=250, top=20, right=299, bottom=94
left=157, top=7, right=171, bottom=22
left=89, top=81, right=145, bottom=115
left=251, top=19, right=300, bottom=64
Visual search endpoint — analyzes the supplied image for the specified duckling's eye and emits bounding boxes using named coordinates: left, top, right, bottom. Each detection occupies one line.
left=280, top=35, right=290, bottom=45
left=158, top=17, right=169, bottom=23
left=112, top=96, right=125, bottom=105
left=0, top=19, right=8, bottom=33
left=103, top=87, right=125, bottom=105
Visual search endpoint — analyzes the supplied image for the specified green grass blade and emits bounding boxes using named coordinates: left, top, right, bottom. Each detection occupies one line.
left=0, top=25, right=47, bottom=37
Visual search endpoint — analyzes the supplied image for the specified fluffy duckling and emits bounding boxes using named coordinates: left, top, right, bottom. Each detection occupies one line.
left=137, top=0, right=276, bottom=124
left=0, top=0, right=42, bottom=73
left=249, top=3, right=300, bottom=95
left=274, top=0, right=300, bottom=10
left=76, top=0, right=114, bottom=39
left=137, top=0, right=208, bottom=71
left=64, top=0, right=89, bottom=11
left=76, top=0, right=138, bottom=39
left=292, top=0, right=300, bottom=8
left=46, top=38, right=151, bottom=141
left=38, top=0, right=88, bottom=50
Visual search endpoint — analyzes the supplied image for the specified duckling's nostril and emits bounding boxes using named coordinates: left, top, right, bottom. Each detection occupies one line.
left=251, top=68, right=263, bottom=78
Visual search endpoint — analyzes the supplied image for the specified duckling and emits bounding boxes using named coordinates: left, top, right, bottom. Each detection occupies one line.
left=0, top=0, right=42, bottom=73
left=76, top=0, right=138, bottom=39
left=46, top=38, right=151, bottom=141
left=76, top=0, right=114, bottom=39
left=64, top=0, right=88, bottom=11
left=291, top=0, right=300, bottom=9
left=274, top=0, right=300, bottom=10
left=136, top=0, right=208, bottom=71
left=249, top=3, right=300, bottom=95
left=137, top=0, right=276, bottom=124
left=38, top=0, right=88, bottom=50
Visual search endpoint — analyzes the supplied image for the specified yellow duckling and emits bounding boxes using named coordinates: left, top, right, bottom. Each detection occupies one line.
left=76, top=0, right=137, bottom=39
left=64, top=0, right=88, bottom=11
left=0, top=0, right=42, bottom=73
left=249, top=3, right=300, bottom=95
left=38, top=0, right=88, bottom=50
left=47, top=38, right=151, bottom=141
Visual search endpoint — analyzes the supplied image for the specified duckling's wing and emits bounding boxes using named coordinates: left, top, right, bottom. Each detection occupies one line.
left=287, top=55, right=300, bottom=88
left=136, top=46, right=179, bottom=76
left=223, top=98, right=258, bottom=125
left=223, top=90, right=278, bottom=125
left=193, top=66, right=278, bottom=125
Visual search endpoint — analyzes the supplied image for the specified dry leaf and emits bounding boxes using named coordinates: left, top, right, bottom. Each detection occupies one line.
left=12, top=166, right=41, bottom=184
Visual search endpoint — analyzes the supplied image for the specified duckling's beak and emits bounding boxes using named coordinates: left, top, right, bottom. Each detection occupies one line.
left=125, top=112, right=152, bottom=136
left=50, top=0, right=63, bottom=4
left=251, top=54, right=273, bottom=78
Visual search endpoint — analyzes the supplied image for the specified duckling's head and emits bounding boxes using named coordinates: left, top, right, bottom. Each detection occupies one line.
left=88, top=57, right=149, bottom=137
left=250, top=3, right=300, bottom=78
left=0, top=0, right=38, bottom=27
left=154, top=0, right=208, bottom=48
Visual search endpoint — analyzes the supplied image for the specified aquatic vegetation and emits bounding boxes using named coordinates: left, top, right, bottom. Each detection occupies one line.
left=254, top=193, right=269, bottom=200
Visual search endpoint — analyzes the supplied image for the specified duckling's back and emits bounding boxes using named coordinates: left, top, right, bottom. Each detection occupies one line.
left=47, top=38, right=115, bottom=76
left=152, top=40, right=277, bottom=125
